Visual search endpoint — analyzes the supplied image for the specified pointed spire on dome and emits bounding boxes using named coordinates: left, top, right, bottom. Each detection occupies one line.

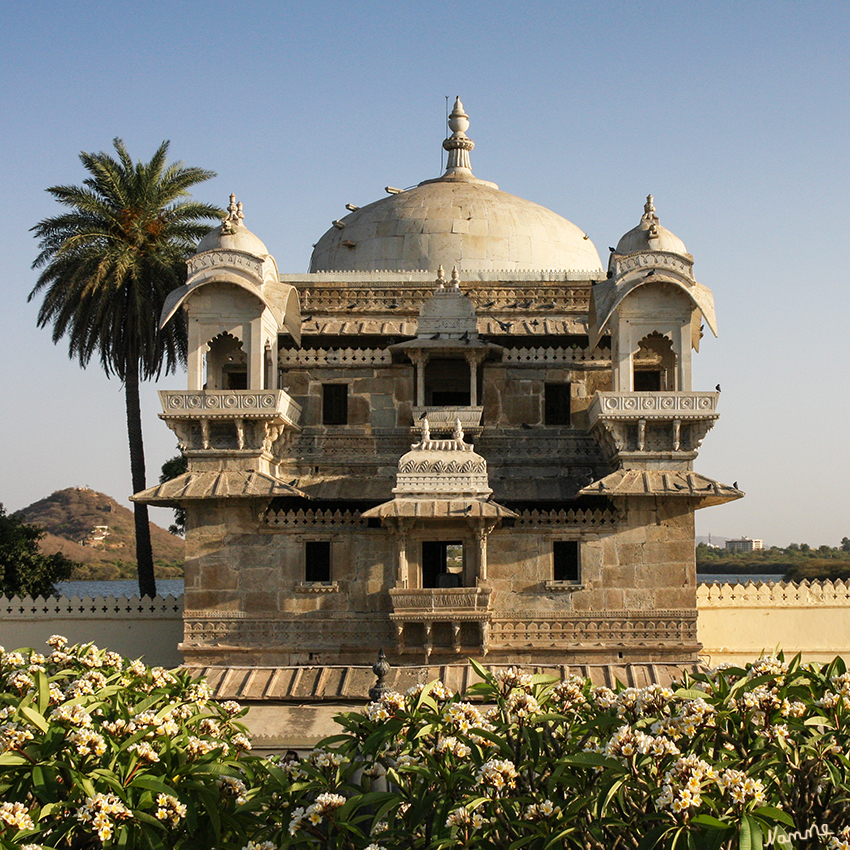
left=436, top=264, right=446, bottom=288
left=450, top=266, right=461, bottom=289
left=442, top=96, right=475, bottom=178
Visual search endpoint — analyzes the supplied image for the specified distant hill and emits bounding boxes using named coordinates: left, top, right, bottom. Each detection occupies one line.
left=14, top=488, right=183, bottom=579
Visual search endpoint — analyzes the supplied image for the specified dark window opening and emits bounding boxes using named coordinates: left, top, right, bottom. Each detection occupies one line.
left=553, top=541, right=580, bottom=582
left=224, top=369, right=247, bottom=390
left=544, top=383, right=571, bottom=426
left=422, top=541, right=463, bottom=588
left=322, top=384, right=348, bottom=425
left=305, top=541, right=331, bottom=582
left=432, top=390, right=470, bottom=406
left=424, top=359, right=471, bottom=406
left=633, top=370, right=662, bottom=391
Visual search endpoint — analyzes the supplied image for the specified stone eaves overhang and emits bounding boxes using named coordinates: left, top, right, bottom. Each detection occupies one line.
left=579, top=470, right=743, bottom=509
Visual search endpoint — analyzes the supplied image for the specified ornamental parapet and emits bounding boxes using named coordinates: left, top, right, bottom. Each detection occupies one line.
left=590, top=391, right=717, bottom=420
left=389, top=587, right=492, bottom=620
left=160, top=390, right=302, bottom=423
left=411, top=406, right=483, bottom=432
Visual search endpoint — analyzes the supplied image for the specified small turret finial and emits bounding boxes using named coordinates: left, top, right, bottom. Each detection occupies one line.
left=450, top=266, right=460, bottom=289
left=436, top=264, right=445, bottom=288
left=641, top=194, right=659, bottom=237
left=222, top=194, right=244, bottom=234
left=442, top=96, right=475, bottom=176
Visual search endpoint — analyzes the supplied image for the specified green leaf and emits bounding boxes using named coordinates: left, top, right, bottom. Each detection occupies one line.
left=692, top=814, right=731, bottom=829
left=20, top=705, right=49, bottom=733
left=739, top=814, right=763, bottom=850
left=129, top=775, right=174, bottom=796
left=752, top=806, right=795, bottom=827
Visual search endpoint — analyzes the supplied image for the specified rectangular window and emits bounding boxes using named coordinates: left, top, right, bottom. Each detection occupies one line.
left=544, top=383, right=571, bottom=426
left=322, top=384, right=348, bottom=425
left=553, top=541, right=580, bottom=582
left=305, top=541, right=331, bottom=582
left=421, top=541, right=464, bottom=588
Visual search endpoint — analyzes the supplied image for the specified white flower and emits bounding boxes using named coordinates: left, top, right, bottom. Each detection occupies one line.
left=0, top=801, right=34, bottom=830
left=475, top=758, right=518, bottom=792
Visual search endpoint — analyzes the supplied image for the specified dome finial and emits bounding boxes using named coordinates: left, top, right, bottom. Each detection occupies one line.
left=442, top=96, right=475, bottom=177
left=436, top=264, right=445, bottom=289
left=641, top=194, right=659, bottom=238
left=222, top=193, right=244, bottom=234
left=450, top=266, right=461, bottom=289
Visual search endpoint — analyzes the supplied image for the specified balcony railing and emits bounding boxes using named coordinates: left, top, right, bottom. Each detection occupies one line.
left=411, top=406, right=483, bottom=431
left=589, top=391, right=717, bottom=421
left=389, top=586, right=492, bottom=620
left=160, top=390, right=302, bottom=424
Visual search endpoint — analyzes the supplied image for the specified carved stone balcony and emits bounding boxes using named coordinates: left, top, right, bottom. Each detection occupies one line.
left=159, top=390, right=302, bottom=456
left=411, top=406, right=483, bottom=433
left=389, top=586, right=493, bottom=657
left=588, top=391, right=718, bottom=464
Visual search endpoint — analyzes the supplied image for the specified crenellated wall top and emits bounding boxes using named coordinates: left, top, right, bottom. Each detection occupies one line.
left=697, top=579, right=850, bottom=607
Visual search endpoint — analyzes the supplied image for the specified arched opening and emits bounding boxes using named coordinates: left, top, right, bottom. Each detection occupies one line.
left=206, top=332, right=247, bottom=390
left=633, top=332, right=677, bottom=391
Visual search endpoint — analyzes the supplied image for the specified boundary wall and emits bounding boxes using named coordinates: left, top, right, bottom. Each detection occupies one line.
left=0, top=595, right=183, bottom=667
left=696, top=579, right=850, bottom=665
left=1, top=580, right=849, bottom=670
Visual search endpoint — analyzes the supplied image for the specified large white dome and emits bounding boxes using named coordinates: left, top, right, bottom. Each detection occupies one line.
left=309, top=98, right=602, bottom=274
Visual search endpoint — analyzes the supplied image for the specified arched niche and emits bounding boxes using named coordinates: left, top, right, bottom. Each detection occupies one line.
left=205, top=332, right=247, bottom=390
left=634, top=332, right=677, bottom=391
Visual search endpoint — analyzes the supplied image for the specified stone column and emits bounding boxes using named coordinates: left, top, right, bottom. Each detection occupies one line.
left=464, top=350, right=487, bottom=407
left=408, top=351, right=430, bottom=408
left=249, top=320, right=264, bottom=389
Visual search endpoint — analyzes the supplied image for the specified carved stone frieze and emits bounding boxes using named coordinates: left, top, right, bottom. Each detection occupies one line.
left=187, top=250, right=264, bottom=278
left=182, top=613, right=394, bottom=648
left=489, top=609, right=698, bottom=647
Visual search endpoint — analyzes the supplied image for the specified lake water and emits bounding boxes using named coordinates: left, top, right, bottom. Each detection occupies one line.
left=56, top=579, right=185, bottom=598
left=54, top=574, right=787, bottom=598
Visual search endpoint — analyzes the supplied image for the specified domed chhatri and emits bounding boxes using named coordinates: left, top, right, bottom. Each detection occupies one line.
left=196, top=193, right=270, bottom=257
left=615, top=195, right=689, bottom=257
left=309, top=98, right=603, bottom=274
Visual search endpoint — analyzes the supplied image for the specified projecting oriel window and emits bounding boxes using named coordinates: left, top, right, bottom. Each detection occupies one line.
left=544, top=383, right=571, bottom=426
left=305, top=541, right=331, bottom=582
left=322, top=384, right=348, bottom=425
left=553, top=541, right=580, bottom=582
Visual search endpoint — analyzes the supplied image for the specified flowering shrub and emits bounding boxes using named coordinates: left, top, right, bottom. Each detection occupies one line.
left=248, top=657, right=850, bottom=849
left=3, top=642, right=850, bottom=848
left=0, top=636, right=259, bottom=849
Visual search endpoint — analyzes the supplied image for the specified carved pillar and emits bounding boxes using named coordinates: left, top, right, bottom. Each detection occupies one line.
left=464, top=350, right=487, bottom=407
left=408, top=351, right=430, bottom=407
left=637, top=418, right=646, bottom=452
left=392, top=518, right=414, bottom=588
left=200, top=419, right=210, bottom=450
left=672, top=418, right=681, bottom=452
left=249, top=320, right=264, bottom=389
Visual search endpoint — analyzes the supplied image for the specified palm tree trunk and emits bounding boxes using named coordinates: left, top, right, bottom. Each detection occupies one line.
left=125, top=369, right=156, bottom=598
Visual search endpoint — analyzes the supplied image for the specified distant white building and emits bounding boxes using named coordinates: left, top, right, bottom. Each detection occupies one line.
left=725, top=537, right=764, bottom=553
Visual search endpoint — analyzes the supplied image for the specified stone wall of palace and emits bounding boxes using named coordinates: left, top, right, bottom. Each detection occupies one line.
left=1, top=580, right=849, bottom=669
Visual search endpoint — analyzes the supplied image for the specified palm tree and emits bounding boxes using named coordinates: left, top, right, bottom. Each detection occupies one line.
left=30, top=138, right=221, bottom=597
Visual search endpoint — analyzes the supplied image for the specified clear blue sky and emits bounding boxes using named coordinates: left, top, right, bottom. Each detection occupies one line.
left=2, top=1, right=848, bottom=547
